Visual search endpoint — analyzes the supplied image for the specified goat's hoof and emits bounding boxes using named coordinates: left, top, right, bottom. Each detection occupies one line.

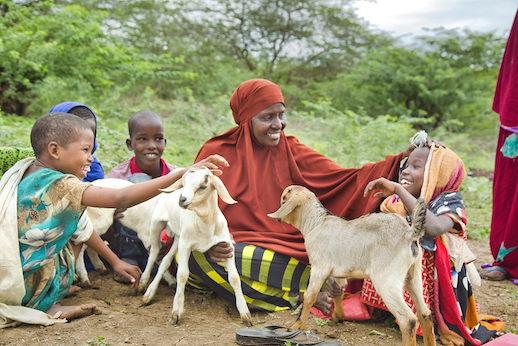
left=291, top=321, right=303, bottom=330
left=331, top=312, right=344, bottom=323
left=99, top=268, right=109, bottom=275
left=170, top=313, right=180, bottom=325
left=243, top=320, right=253, bottom=327
left=78, top=281, right=92, bottom=288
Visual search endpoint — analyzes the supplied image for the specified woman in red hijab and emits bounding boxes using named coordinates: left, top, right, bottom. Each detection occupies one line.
left=184, top=79, right=415, bottom=313
left=479, top=10, right=518, bottom=283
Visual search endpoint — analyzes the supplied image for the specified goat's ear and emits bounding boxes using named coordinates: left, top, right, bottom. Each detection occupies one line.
left=211, top=175, right=237, bottom=204
left=267, top=193, right=301, bottom=220
left=159, top=178, right=183, bottom=193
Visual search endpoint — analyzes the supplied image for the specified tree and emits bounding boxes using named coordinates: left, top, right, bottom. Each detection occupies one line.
left=0, top=0, right=188, bottom=115
left=318, top=28, right=506, bottom=131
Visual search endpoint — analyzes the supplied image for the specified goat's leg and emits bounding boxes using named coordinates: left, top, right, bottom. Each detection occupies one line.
left=371, top=276, right=418, bottom=346
left=224, top=255, right=252, bottom=326
left=86, top=247, right=108, bottom=274
left=142, top=237, right=179, bottom=304
left=405, top=262, right=436, bottom=346
left=331, top=277, right=348, bottom=322
left=138, top=224, right=166, bottom=293
left=171, top=245, right=190, bottom=324
left=75, top=244, right=91, bottom=287
left=291, top=270, right=328, bottom=330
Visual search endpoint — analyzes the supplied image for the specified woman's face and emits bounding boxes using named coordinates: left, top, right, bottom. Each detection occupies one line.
left=251, top=103, right=286, bottom=147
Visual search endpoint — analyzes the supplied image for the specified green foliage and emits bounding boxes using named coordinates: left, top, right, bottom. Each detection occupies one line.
left=313, top=28, right=504, bottom=133
left=287, top=99, right=415, bottom=168
left=503, top=285, right=518, bottom=301
left=314, top=316, right=332, bottom=326
left=87, top=335, right=112, bottom=346
left=0, top=0, right=191, bottom=115
left=460, top=176, right=492, bottom=239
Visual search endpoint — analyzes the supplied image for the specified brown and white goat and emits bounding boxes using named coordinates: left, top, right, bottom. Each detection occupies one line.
left=268, top=185, right=435, bottom=346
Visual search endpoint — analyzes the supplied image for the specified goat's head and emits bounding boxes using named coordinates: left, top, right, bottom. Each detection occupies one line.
left=267, top=185, right=314, bottom=226
left=160, top=166, right=237, bottom=210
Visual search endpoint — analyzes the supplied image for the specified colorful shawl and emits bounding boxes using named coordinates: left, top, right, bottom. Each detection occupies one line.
left=49, top=102, right=104, bottom=182
left=195, top=79, right=404, bottom=264
left=0, top=147, right=34, bottom=178
left=0, top=160, right=92, bottom=327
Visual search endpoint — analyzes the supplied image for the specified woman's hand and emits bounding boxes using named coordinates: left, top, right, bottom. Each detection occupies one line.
left=112, top=259, right=142, bottom=289
left=192, top=154, right=229, bottom=176
left=207, top=234, right=235, bottom=262
left=364, top=177, right=399, bottom=199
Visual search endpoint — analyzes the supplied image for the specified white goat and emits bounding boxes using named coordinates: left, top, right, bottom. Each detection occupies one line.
left=141, top=167, right=252, bottom=325
left=77, top=178, right=175, bottom=289
left=268, top=185, right=435, bottom=346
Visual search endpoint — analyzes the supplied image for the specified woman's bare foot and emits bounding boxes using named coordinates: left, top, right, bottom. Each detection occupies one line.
left=66, top=285, right=81, bottom=297
left=46, top=303, right=102, bottom=320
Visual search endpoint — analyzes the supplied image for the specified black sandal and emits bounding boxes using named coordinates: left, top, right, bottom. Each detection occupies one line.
left=236, top=325, right=341, bottom=345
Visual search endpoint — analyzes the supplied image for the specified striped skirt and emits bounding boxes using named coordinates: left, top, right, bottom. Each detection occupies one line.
left=175, top=243, right=311, bottom=311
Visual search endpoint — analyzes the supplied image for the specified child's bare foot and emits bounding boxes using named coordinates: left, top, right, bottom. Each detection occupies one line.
left=46, top=303, right=102, bottom=320
left=66, top=285, right=81, bottom=296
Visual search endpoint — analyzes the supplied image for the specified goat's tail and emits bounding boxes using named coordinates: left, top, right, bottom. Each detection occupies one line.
left=409, top=197, right=427, bottom=239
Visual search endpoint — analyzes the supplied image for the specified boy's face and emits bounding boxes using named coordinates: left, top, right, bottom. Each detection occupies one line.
left=126, top=117, right=166, bottom=175
left=399, top=146, right=430, bottom=198
left=54, top=128, right=94, bottom=179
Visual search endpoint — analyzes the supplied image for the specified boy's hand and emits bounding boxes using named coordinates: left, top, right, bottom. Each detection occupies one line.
left=112, top=260, right=142, bottom=289
left=193, top=154, right=229, bottom=176
left=364, top=178, right=399, bottom=198
left=113, top=208, right=127, bottom=221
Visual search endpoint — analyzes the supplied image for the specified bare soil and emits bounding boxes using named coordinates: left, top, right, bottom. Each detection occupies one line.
left=1, top=239, right=517, bottom=346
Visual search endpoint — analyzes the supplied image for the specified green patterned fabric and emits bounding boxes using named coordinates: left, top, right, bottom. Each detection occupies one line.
left=0, top=147, right=34, bottom=177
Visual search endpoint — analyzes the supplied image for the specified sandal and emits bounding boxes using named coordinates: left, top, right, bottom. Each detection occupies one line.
left=479, top=266, right=508, bottom=281
left=236, top=325, right=341, bottom=345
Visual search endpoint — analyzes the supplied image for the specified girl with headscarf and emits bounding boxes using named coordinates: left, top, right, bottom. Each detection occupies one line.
left=479, top=10, right=518, bottom=283
left=362, top=141, right=504, bottom=345
left=49, top=102, right=104, bottom=182
left=180, top=79, right=416, bottom=312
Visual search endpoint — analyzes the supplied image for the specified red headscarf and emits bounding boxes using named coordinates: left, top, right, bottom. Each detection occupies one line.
left=195, top=79, right=403, bottom=264
left=493, top=10, right=518, bottom=129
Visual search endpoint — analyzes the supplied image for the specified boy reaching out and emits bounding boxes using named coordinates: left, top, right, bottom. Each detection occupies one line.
left=0, top=112, right=227, bottom=327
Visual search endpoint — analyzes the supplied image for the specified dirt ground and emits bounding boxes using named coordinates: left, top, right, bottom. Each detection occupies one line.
left=2, top=239, right=517, bottom=346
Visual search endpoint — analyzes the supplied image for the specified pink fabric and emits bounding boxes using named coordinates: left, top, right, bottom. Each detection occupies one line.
left=107, top=158, right=175, bottom=180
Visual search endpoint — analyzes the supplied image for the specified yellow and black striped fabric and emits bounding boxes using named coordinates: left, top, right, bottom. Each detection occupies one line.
left=176, top=243, right=311, bottom=311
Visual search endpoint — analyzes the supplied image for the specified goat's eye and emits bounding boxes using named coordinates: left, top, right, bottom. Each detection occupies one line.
left=197, top=186, right=207, bottom=193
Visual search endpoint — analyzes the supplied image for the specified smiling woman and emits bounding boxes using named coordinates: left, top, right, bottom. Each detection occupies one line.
left=166, top=78, right=418, bottom=315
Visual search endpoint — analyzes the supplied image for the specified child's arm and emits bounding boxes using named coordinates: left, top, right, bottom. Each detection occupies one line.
left=81, top=155, right=229, bottom=209
left=364, top=178, right=454, bottom=238
left=84, top=232, right=142, bottom=289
